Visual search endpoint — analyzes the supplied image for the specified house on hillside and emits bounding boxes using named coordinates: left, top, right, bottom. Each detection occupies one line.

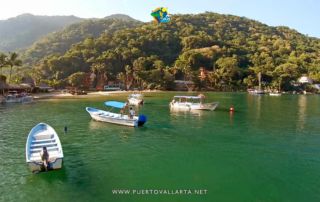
left=298, top=76, right=313, bottom=84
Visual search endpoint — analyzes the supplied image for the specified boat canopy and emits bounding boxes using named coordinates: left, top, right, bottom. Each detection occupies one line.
left=129, top=94, right=143, bottom=98
left=104, top=101, right=126, bottom=109
left=173, top=96, right=201, bottom=99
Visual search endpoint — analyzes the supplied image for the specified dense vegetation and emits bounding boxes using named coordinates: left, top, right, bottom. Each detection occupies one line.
left=21, top=15, right=141, bottom=65
left=3, top=12, right=320, bottom=91
left=0, top=14, right=83, bottom=52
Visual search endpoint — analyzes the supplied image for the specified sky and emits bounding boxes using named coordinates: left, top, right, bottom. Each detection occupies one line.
left=0, top=0, right=319, bottom=38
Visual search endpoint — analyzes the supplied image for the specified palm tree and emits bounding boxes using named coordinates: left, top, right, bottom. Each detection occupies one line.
left=0, top=53, right=7, bottom=75
left=7, top=52, right=22, bottom=83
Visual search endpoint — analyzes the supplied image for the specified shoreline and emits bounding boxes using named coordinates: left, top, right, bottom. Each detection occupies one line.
left=30, top=90, right=320, bottom=100
left=33, top=90, right=164, bottom=100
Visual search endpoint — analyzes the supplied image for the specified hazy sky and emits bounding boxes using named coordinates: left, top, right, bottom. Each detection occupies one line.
left=0, top=0, right=319, bottom=38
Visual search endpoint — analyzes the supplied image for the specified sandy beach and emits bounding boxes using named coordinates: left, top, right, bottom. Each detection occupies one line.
left=32, top=90, right=162, bottom=100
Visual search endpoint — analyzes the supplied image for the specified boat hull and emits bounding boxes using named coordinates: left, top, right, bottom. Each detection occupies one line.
left=269, top=93, right=282, bottom=96
left=90, top=113, right=138, bottom=127
left=5, top=96, right=33, bottom=103
left=170, top=102, right=218, bottom=111
left=86, top=107, right=146, bottom=127
left=27, top=158, right=63, bottom=172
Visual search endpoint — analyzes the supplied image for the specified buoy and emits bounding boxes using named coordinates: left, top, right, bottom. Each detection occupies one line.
left=229, top=106, right=235, bottom=112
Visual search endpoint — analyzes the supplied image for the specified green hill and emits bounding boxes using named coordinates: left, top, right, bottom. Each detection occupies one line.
left=18, top=12, right=320, bottom=90
left=0, top=13, right=83, bottom=52
left=21, top=16, right=142, bottom=65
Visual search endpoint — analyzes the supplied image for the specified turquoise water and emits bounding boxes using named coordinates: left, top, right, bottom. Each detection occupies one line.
left=0, top=93, right=320, bottom=202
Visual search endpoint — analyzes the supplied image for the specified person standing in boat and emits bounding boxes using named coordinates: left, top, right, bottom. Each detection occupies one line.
left=41, top=147, right=50, bottom=171
left=129, top=107, right=135, bottom=119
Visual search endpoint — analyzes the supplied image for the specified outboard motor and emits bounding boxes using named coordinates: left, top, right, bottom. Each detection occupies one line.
left=138, top=114, right=147, bottom=126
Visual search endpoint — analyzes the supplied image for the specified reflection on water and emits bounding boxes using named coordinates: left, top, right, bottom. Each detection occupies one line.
left=297, top=95, right=307, bottom=131
left=170, top=108, right=204, bottom=117
left=1, top=93, right=320, bottom=202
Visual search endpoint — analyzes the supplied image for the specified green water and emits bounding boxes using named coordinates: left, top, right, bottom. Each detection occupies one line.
left=0, top=93, right=320, bottom=202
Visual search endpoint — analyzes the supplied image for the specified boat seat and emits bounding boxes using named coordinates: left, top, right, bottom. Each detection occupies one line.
left=30, top=147, right=59, bottom=153
left=34, top=134, right=54, bottom=140
left=32, top=138, right=55, bottom=144
left=30, top=143, right=57, bottom=149
left=29, top=155, right=59, bottom=162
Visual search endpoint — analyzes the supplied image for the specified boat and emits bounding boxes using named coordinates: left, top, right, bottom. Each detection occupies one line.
left=269, top=92, right=282, bottom=96
left=86, top=101, right=147, bottom=127
left=169, top=95, right=219, bottom=111
left=269, top=82, right=282, bottom=96
left=248, top=89, right=265, bottom=95
left=248, top=72, right=265, bottom=95
left=128, top=93, right=144, bottom=106
left=26, top=123, right=64, bottom=172
left=5, top=91, right=33, bottom=103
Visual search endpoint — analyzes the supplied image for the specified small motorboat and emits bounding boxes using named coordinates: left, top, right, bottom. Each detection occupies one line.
left=169, top=95, right=219, bottom=111
left=247, top=89, right=265, bottom=95
left=5, top=91, right=33, bottom=103
left=86, top=101, right=147, bottom=127
left=269, top=92, right=282, bottom=96
left=26, top=123, right=64, bottom=172
left=128, top=93, right=144, bottom=106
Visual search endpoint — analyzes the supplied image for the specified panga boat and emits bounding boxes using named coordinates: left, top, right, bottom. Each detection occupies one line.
left=170, top=95, right=219, bottom=111
left=86, top=101, right=147, bottom=127
left=128, top=93, right=144, bottom=106
left=26, top=123, right=63, bottom=172
left=5, top=91, right=33, bottom=103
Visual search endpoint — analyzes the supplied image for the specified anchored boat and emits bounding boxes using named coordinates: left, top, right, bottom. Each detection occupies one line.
left=170, top=95, right=219, bottom=111
left=26, top=123, right=63, bottom=172
left=128, top=93, right=144, bottom=106
left=5, top=91, right=33, bottom=103
left=86, top=101, right=147, bottom=127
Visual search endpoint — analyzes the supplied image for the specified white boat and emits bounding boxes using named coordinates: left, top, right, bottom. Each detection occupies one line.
left=248, top=72, right=265, bottom=95
left=5, top=91, right=33, bottom=103
left=269, top=92, right=282, bottom=96
left=86, top=101, right=147, bottom=127
left=26, top=123, right=64, bottom=172
left=169, top=95, right=219, bottom=111
left=128, top=93, right=144, bottom=106
left=248, top=89, right=265, bottom=95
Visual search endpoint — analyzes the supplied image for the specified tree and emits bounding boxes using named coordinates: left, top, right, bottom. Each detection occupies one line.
left=215, top=56, right=242, bottom=87
left=0, top=53, right=7, bottom=75
left=7, top=52, right=22, bottom=83
left=68, top=72, right=86, bottom=89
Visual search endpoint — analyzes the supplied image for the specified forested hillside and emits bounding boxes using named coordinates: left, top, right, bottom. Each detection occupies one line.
left=21, top=14, right=141, bottom=65
left=0, top=14, right=83, bottom=52
left=10, top=12, right=320, bottom=90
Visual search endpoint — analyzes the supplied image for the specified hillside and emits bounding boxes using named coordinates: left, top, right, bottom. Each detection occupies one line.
left=0, top=14, right=83, bottom=52
left=21, top=16, right=142, bottom=65
left=15, top=12, right=320, bottom=90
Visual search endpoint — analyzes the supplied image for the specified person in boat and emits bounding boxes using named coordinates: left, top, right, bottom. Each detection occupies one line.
left=41, top=147, right=50, bottom=171
left=129, top=107, right=135, bottom=119
left=198, top=94, right=205, bottom=105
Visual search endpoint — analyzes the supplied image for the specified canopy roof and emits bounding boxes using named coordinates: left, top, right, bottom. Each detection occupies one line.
left=104, top=101, right=126, bottom=109
left=129, top=94, right=143, bottom=98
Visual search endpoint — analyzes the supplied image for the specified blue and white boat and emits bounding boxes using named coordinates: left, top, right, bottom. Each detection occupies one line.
left=86, top=101, right=147, bottom=127
left=26, top=123, right=64, bottom=172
